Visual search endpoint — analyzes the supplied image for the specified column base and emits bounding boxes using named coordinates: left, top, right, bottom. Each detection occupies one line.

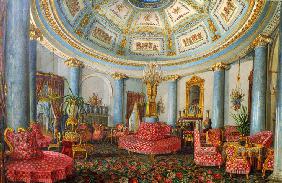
left=143, top=116, right=159, bottom=123
left=268, top=171, right=282, bottom=182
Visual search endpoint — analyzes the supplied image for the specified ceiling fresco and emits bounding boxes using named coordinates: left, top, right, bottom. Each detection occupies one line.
left=32, top=0, right=280, bottom=76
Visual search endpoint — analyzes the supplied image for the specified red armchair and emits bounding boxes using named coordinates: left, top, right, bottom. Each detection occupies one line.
left=193, top=129, right=224, bottom=167
left=30, top=122, right=52, bottom=148
left=61, top=140, right=73, bottom=157
left=76, top=123, right=92, bottom=143
left=224, top=125, right=240, bottom=142
left=113, top=123, right=129, bottom=138
left=4, top=128, right=74, bottom=183
left=262, top=148, right=274, bottom=177
left=119, top=122, right=181, bottom=155
left=92, top=123, right=105, bottom=141
left=249, top=131, right=273, bottom=148
left=225, top=144, right=251, bottom=178
left=206, top=128, right=222, bottom=147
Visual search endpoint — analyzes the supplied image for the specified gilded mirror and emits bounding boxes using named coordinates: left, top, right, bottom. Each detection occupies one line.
left=185, top=76, right=204, bottom=118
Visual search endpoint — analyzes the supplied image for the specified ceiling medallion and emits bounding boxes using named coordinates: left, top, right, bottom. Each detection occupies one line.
left=128, top=0, right=175, bottom=10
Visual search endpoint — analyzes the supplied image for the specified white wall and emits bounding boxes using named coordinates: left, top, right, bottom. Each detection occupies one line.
left=36, top=43, right=255, bottom=127
left=37, top=44, right=70, bottom=95
left=123, top=78, right=145, bottom=122
left=224, top=59, right=253, bottom=125
left=177, top=71, right=214, bottom=121
left=157, top=59, right=253, bottom=126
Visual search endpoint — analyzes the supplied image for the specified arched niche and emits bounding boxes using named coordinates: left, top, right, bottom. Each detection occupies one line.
left=81, top=74, right=113, bottom=106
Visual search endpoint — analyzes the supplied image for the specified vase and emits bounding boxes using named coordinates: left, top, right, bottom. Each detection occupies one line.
left=239, top=135, right=246, bottom=146
left=101, top=106, right=106, bottom=115
left=93, top=106, right=98, bottom=114
left=203, top=110, right=211, bottom=129
left=104, top=107, right=108, bottom=115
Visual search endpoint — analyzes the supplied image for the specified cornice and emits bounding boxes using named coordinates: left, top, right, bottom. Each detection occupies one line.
left=111, top=72, right=128, bottom=80
left=163, top=74, right=180, bottom=81
left=64, top=58, right=84, bottom=68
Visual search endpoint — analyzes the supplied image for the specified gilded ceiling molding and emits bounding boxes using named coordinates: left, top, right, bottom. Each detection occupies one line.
left=252, top=34, right=272, bottom=48
left=163, top=74, right=180, bottom=81
left=211, top=62, right=228, bottom=71
left=64, top=58, right=84, bottom=68
left=29, top=23, right=43, bottom=41
left=111, top=72, right=128, bottom=80
left=37, top=0, right=264, bottom=67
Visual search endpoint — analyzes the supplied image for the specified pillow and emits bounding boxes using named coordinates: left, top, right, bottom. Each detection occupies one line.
left=7, top=129, right=43, bottom=160
left=136, top=122, right=167, bottom=141
left=157, top=122, right=172, bottom=136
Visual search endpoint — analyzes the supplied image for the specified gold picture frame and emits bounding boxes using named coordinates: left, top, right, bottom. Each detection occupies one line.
left=185, top=76, right=205, bottom=118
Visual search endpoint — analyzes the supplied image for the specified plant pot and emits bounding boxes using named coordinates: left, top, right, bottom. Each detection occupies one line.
left=239, top=135, right=246, bottom=146
left=239, top=140, right=246, bottom=146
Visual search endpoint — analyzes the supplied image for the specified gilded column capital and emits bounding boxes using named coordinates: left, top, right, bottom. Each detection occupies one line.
left=112, top=72, right=128, bottom=80
left=252, top=34, right=272, bottom=48
left=64, top=58, right=84, bottom=68
left=211, top=62, right=228, bottom=71
left=29, top=24, right=43, bottom=41
left=163, top=74, right=180, bottom=81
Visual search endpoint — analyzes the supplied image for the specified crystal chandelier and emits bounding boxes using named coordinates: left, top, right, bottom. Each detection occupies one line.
left=142, top=63, right=163, bottom=85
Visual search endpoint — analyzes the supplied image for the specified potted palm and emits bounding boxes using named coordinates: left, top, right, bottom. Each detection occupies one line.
left=230, top=105, right=250, bottom=146
left=63, top=81, right=85, bottom=131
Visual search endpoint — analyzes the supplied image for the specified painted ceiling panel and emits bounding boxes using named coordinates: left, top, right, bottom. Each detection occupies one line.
left=32, top=0, right=279, bottom=76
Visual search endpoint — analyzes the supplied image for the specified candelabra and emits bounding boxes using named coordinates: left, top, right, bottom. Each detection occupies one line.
left=143, top=63, right=163, bottom=117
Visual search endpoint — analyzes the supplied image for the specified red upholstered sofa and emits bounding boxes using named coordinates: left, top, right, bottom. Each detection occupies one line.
left=4, top=128, right=74, bottom=183
left=118, top=122, right=181, bottom=155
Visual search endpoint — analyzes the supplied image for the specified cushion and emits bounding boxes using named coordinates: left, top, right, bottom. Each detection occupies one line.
left=136, top=122, right=171, bottom=141
left=7, top=130, right=43, bottom=160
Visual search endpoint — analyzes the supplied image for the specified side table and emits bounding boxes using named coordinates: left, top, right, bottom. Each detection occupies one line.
left=72, top=145, right=88, bottom=159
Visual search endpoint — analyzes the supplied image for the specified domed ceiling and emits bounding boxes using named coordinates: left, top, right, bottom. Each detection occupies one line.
left=32, top=0, right=279, bottom=76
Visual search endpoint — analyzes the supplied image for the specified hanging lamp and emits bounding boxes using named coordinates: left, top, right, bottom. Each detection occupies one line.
left=230, top=59, right=245, bottom=111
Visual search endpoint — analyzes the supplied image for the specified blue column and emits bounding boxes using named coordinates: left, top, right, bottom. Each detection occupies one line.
left=167, top=75, right=179, bottom=127
left=65, top=58, right=83, bottom=96
left=5, top=0, right=30, bottom=129
left=29, top=40, right=37, bottom=122
left=70, top=67, right=80, bottom=96
left=269, top=4, right=282, bottom=181
left=211, top=63, right=227, bottom=129
left=112, top=73, right=126, bottom=126
left=250, top=35, right=271, bottom=135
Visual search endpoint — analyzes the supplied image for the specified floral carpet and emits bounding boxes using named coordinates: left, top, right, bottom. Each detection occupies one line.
left=60, top=143, right=269, bottom=183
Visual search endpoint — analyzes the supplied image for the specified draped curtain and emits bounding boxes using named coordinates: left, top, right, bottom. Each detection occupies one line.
left=126, top=91, right=145, bottom=126
left=248, top=70, right=253, bottom=118
left=0, top=0, right=6, bottom=119
left=36, top=72, right=64, bottom=129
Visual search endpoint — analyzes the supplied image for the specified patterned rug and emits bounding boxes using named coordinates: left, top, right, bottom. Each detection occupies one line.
left=59, top=142, right=269, bottom=183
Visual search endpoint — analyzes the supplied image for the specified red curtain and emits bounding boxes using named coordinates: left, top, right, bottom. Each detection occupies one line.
left=126, top=91, right=145, bottom=126
left=36, top=72, right=65, bottom=127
